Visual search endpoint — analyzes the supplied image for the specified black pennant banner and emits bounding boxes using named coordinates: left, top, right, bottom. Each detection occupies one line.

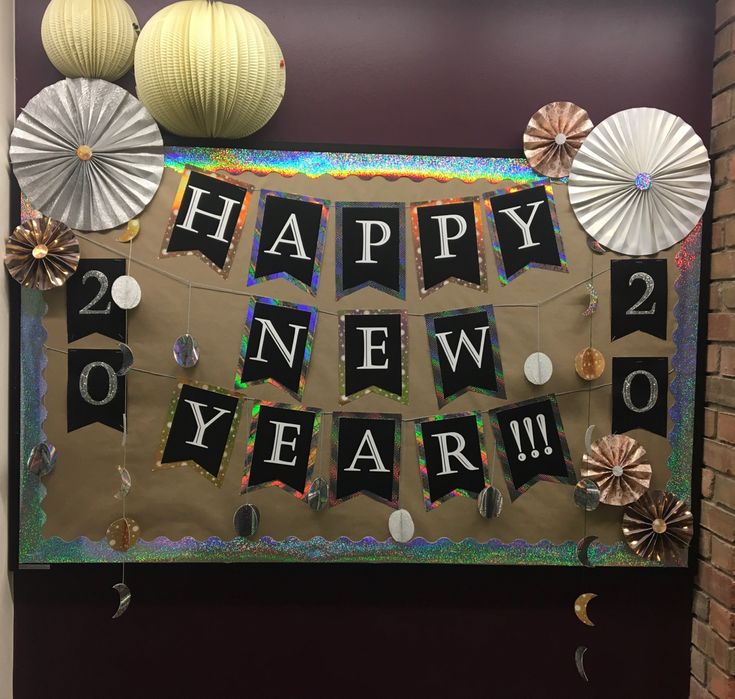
left=160, top=168, right=252, bottom=278
left=67, top=348, right=126, bottom=432
left=490, top=395, right=575, bottom=501
left=248, top=190, right=330, bottom=295
left=66, top=258, right=127, bottom=342
left=612, top=357, right=669, bottom=436
left=156, top=383, right=243, bottom=486
left=242, top=402, right=321, bottom=500
left=329, top=412, right=401, bottom=508
left=336, top=202, right=405, bottom=300
left=339, top=310, right=408, bottom=404
left=410, top=197, right=488, bottom=297
left=425, top=305, right=506, bottom=407
left=611, top=259, right=668, bottom=341
left=484, top=182, right=568, bottom=285
left=415, top=412, right=487, bottom=510
left=236, top=297, right=318, bottom=400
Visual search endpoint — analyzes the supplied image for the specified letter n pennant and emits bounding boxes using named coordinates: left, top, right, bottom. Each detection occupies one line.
left=329, top=413, right=401, bottom=508
left=155, top=382, right=244, bottom=486
left=414, top=412, right=487, bottom=510
left=242, top=402, right=321, bottom=500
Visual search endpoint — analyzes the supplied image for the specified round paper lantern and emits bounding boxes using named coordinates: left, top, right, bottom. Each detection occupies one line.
left=41, top=0, right=139, bottom=81
left=134, top=0, right=286, bottom=139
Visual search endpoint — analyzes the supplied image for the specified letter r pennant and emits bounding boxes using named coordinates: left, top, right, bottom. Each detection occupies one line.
left=156, top=382, right=244, bottom=486
left=242, top=402, right=321, bottom=500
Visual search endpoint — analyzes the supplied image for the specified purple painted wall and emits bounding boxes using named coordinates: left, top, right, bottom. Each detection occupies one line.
left=13, top=1, right=714, bottom=698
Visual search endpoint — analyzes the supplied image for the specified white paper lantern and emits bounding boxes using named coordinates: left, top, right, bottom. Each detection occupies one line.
left=134, top=0, right=286, bottom=139
left=41, top=0, right=139, bottom=81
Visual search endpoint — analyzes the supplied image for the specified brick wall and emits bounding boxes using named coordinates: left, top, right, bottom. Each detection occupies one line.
left=691, top=3, right=735, bottom=697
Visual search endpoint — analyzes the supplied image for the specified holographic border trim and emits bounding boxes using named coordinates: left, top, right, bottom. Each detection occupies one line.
left=235, top=296, right=318, bottom=401
left=410, top=196, right=488, bottom=298
left=242, top=401, right=321, bottom=500
left=247, top=190, right=329, bottom=296
left=338, top=309, right=409, bottom=405
left=154, top=381, right=244, bottom=488
left=424, top=305, right=506, bottom=408
left=159, top=168, right=252, bottom=279
left=17, top=151, right=699, bottom=567
left=489, top=394, right=576, bottom=502
left=328, top=412, right=401, bottom=509
left=415, top=412, right=488, bottom=511
left=335, top=201, right=406, bottom=300
left=483, top=181, right=569, bottom=285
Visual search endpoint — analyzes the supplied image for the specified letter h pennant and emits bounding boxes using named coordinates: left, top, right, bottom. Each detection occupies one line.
left=160, top=168, right=252, bottom=278
left=156, top=382, right=244, bottom=486
left=242, top=402, right=321, bottom=500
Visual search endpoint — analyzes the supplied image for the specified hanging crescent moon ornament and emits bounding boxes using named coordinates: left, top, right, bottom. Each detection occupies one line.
left=388, top=509, right=415, bottom=543
left=584, top=425, right=596, bottom=454
left=576, top=535, right=598, bottom=567
left=117, top=343, right=134, bottom=376
left=116, top=219, right=141, bottom=243
left=111, top=275, right=141, bottom=309
left=582, top=282, right=598, bottom=317
left=574, top=593, right=597, bottom=627
left=306, top=477, right=329, bottom=511
left=233, top=504, right=260, bottom=537
left=574, top=479, right=601, bottom=511
left=114, top=465, right=132, bottom=500
left=523, top=352, right=553, bottom=385
left=173, top=334, right=200, bottom=368
left=586, top=236, right=607, bottom=255
left=112, top=582, right=132, bottom=619
left=575, top=646, right=589, bottom=682
left=477, top=486, right=504, bottom=518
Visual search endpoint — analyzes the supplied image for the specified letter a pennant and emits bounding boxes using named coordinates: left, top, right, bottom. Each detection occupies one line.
left=242, top=402, right=321, bottom=500
left=156, top=382, right=244, bottom=486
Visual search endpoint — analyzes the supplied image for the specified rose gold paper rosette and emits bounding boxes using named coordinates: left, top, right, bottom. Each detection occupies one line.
left=622, top=490, right=693, bottom=563
left=523, top=101, right=594, bottom=178
left=5, top=217, right=80, bottom=290
left=581, top=434, right=651, bottom=506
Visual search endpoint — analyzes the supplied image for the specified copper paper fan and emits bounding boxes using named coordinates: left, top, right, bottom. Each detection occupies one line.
left=622, top=490, right=693, bottom=563
left=10, top=78, right=164, bottom=231
left=5, top=217, right=80, bottom=290
left=523, top=101, right=593, bottom=178
left=581, top=434, right=651, bottom=506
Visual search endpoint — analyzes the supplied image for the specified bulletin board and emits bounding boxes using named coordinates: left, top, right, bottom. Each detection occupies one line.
left=13, top=145, right=706, bottom=567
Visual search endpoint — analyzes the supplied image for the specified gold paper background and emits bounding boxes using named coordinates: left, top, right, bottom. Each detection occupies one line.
left=39, top=167, right=679, bottom=546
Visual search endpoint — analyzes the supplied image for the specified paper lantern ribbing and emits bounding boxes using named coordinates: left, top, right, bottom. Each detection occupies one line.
left=41, top=0, right=139, bottom=81
left=568, top=107, right=711, bottom=256
left=134, top=0, right=286, bottom=139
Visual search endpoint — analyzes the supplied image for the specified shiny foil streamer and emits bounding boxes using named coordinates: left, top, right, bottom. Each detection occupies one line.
left=523, top=101, right=594, bottom=179
left=338, top=309, right=409, bottom=405
left=484, top=181, right=568, bottom=285
left=18, top=150, right=700, bottom=567
left=414, top=412, right=488, bottom=511
left=11, top=78, right=164, bottom=231
left=241, top=401, right=321, bottom=499
left=235, top=296, right=318, bottom=401
left=247, top=190, right=329, bottom=295
left=5, top=217, right=80, bottom=291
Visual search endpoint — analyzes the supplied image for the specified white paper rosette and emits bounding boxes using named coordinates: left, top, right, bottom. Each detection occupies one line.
left=568, top=107, right=710, bottom=255
left=10, top=78, right=164, bottom=231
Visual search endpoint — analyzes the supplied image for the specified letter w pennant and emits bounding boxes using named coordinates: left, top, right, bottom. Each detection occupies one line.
left=156, top=382, right=244, bottom=486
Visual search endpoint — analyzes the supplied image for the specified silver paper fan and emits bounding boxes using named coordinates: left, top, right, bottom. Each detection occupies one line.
left=568, top=108, right=711, bottom=256
left=10, top=78, right=164, bottom=231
